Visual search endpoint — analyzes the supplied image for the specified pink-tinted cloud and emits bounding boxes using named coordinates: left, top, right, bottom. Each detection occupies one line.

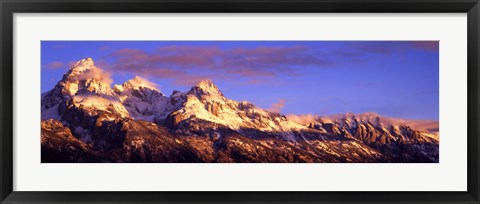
left=110, top=46, right=218, bottom=68
left=330, top=41, right=439, bottom=65
left=226, top=68, right=275, bottom=77
left=110, top=48, right=146, bottom=56
left=172, top=75, right=215, bottom=86
left=101, top=42, right=437, bottom=87
left=411, top=41, right=439, bottom=52
left=125, top=76, right=159, bottom=90
left=286, top=114, right=318, bottom=125
left=44, top=61, right=65, bottom=69
left=267, top=99, right=287, bottom=113
left=109, top=46, right=324, bottom=72
left=74, top=66, right=114, bottom=86
left=244, top=79, right=268, bottom=85
left=134, top=68, right=211, bottom=86
left=103, top=45, right=327, bottom=86
left=229, top=45, right=307, bottom=56
left=370, top=41, right=438, bottom=53
left=158, top=45, right=221, bottom=57
left=222, top=46, right=327, bottom=70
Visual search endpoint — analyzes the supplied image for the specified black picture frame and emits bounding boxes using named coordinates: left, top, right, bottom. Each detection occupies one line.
left=1, top=0, right=479, bottom=203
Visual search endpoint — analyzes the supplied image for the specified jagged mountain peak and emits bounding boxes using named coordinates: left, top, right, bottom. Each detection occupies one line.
left=327, top=112, right=380, bottom=121
left=341, top=112, right=382, bottom=126
left=59, top=58, right=113, bottom=96
left=318, top=112, right=438, bottom=133
left=68, top=57, right=96, bottom=73
left=188, top=79, right=223, bottom=97
left=124, top=76, right=159, bottom=91
left=319, top=112, right=381, bottom=123
left=197, top=79, right=215, bottom=87
left=114, top=76, right=161, bottom=94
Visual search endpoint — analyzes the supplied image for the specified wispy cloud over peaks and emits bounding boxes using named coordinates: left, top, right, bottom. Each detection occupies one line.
left=78, top=41, right=439, bottom=88
left=123, top=76, right=159, bottom=91
left=102, top=44, right=325, bottom=86
left=43, top=61, right=65, bottom=70
left=338, top=41, right=439, bottom=56
left=267, top=99, right=287, bottom=113
left=286, top=114, right=317, bottom=125
left=411, top=41, right=439, bottom=52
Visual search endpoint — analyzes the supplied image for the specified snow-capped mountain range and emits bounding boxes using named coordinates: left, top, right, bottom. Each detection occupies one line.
left=41, top=58, right=439, bottom=163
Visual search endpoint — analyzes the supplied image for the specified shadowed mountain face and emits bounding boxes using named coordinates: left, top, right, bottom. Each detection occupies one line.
left=41, top=58, right=439, bottom=163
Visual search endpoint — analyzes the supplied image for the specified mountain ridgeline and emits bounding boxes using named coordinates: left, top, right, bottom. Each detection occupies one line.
left=41, top=58, right=439, bottom=163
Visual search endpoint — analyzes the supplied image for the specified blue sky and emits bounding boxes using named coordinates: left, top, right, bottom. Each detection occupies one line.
left=41, top=41, right=439, bottom=120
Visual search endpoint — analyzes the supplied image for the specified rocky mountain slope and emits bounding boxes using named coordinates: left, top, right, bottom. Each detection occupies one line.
left=41, top=58, right=439, bottom=163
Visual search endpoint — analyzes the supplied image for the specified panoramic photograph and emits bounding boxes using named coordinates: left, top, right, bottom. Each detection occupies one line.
left=41, top=41, right=439, bottom=163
